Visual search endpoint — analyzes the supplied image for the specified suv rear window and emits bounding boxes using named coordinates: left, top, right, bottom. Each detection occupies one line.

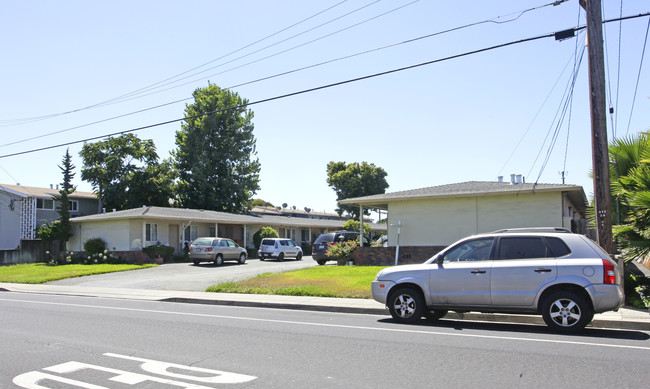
left=314, top=234, right=335, bottom=244
left=261, top=239, right=275, bottom=246
left=546, top=237, right=571, bottom=257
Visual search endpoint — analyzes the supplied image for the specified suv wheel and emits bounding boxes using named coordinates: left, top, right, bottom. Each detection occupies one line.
left=388, top=287, right=424, bottom=324
left=278, top=252, right=285, bottom=262
left=316, top=260, right=326, bottom=265
left=541, top=290, right=593, bottom=332
left=296, top=252, right=303, bottom=261
left=238, top=253, right=246, bottom=264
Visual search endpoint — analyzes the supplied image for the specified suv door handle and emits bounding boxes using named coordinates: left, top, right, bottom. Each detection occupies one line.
left=534, top=267, right=552, bottom=273
left=471, top=269, right=487, bottom=274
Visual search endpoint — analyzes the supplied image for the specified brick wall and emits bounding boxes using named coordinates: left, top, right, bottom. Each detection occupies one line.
left=348, top=246, right=446, bottom=266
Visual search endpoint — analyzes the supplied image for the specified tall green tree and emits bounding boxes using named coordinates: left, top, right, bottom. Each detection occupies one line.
left=327, top=161, right=388, bottom=219
left=80, top=134, right=172, bottom=211
left=37, top=149, right=76, bottom=251
left=173, top=83, right=260, bottom=212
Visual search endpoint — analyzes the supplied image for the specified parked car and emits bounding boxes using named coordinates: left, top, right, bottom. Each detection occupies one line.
left=258, top=238, right=303, bottom=261
left=189, top=237, right=247, bottom=266
left=312, top=231, right=369, bottom=265
left=371, top=228, right=624, bottom=332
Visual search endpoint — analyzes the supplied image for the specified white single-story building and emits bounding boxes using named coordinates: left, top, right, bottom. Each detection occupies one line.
left=340, top=177, right=589, bottom=247
left=68, top=206, right=387, bottom=253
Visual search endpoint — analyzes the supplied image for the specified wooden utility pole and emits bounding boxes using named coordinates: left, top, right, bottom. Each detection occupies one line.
left=582, top=0, right=613, bottom=254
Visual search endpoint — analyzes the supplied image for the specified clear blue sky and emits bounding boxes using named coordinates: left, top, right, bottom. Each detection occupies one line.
left=1, top=1, right=648, bottom=214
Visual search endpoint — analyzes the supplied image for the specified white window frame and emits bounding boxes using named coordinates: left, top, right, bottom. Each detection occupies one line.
left=185, top=225, right=198, bottom=241
left=69, top=200, right=79, bottom=212
left=146, top=223, right=158, bottom=242
left=36, top=198, right=55, bottom=210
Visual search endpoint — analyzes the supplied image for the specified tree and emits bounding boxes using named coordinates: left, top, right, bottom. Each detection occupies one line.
left=253, top=226, right=279, bottom=249
left=37, top=149, right=76, bottom=252
left=251, top=199, right=274, bottom=208
left=610, top=132, right=650, bottom=260
left=173, top=83, right=260, bottom=212
left=327, top=161, right=388, bottom=219
left=80, top=134, right=172, bottom=211
left=342, top=219, right=371, bottom=238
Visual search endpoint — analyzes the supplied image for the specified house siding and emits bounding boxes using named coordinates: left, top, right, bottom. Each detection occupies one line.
left=387, top=191, right=563, bottom=247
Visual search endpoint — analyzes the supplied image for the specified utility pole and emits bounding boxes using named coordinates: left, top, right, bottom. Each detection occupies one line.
left=581, top=0, right=613, bottom=254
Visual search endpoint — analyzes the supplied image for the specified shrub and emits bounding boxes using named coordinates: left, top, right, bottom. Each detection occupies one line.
left=253, top=226, right=279, bottom=249
left=142, top=245, right=175, bottom=262
left=625, top=273, right=650, bottom=309
left=84, top=238, right=106, bottom=256
left=326, top=240, right=358, bottom=263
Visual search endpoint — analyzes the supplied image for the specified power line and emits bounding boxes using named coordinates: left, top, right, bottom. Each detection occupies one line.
left=1, top=13, right=646, bottom=161
left=0, top=0, right=381, bottom=125
left=625, top=15, right=650, bottom=135
left=0, top=1, right=569, bottom=148
left=0, top=30, right=561, bottom=160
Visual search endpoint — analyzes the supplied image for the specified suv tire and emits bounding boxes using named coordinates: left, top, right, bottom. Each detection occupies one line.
left=388, top=287, right=424, bottom=324
left=541, top=290, right=593, bottom=332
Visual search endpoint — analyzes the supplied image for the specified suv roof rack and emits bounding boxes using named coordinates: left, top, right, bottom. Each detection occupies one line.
left=490, top=227, right=572, bottom=234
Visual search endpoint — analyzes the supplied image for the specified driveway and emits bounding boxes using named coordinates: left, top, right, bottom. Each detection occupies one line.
left=48, top=257, right=319, bottom=291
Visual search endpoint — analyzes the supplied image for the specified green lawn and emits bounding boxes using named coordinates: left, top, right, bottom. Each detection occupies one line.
left=206, top=266, right=387, bottom=298
left=0, top=263, right=158, bottom=284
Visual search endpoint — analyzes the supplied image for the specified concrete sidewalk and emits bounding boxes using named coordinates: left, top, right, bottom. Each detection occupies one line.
left=1, top=282, right=649, bottom=331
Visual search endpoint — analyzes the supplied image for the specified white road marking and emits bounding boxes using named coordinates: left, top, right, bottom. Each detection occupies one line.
left=2, top=296, right=650, bottom=351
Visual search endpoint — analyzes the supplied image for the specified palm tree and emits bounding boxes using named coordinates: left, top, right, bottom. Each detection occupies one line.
left=610, top=132, right=650, bottom=260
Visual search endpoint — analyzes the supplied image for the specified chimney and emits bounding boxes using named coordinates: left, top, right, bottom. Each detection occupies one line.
left=510, top=174, right=516, bottom=185
left=50, top=184, right=53, bottom=189
left=497, top=176, right=503, bottom=183
left=516, top=174, right=523, bottom=184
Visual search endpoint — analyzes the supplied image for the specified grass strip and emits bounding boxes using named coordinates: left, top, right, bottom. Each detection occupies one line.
left=0, top=263, right=157, bottom=284
left=206, top=266, right=387, bottom=299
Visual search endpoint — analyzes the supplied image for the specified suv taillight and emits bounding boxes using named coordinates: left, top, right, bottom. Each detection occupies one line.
left=603, top=259, right=617, bottom=284
left=275, top=242, right=279, bottom=249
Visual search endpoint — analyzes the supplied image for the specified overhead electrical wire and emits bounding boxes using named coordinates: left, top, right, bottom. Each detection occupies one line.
left=1, top=0, right=561, bottom=127
left=625, top=15, right=650, bottom=136
left=3, top=12, right=649, bottom=160
left=0, top=29, right=570, bottom=160
left=0, top=0, right=383, bottom=125
left=0, top=1, right=570, bottom=148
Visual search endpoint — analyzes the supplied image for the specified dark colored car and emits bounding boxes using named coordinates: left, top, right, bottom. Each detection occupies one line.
left=312, top=231, right=368, bottom=265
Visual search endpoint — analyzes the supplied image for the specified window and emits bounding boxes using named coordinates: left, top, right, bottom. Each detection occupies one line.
left=498, top=237, right=549, bottom=259
left=69, top=200, right=78, bottom=212
left=227, top=240, right=237, bottom=247
left=36, top=198, right=54, bottom=210
left=443, top=238, right=494, bottom=262
left=209, top=226, right=216, bottom=237
left=184, top=226, right=198, bottom=241
left=546, top=237, right=571, bottom=257
left=286, top=229, right=295, bottom=240
left=301, top=229, right=310, bottom=242
left=146, top=223, right=158, bottom=242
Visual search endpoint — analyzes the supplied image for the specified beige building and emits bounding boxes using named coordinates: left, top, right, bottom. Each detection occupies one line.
left=68, top=206, right=386, bottom=253
left=340, top=178, right=589, bottom=247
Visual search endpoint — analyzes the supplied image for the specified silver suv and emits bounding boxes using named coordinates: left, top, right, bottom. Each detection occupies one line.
left=258, top=238, right=303, bottom=261
left=371, top=228, right=624, bottom=332
left=189, top=237, right=247, bottom=266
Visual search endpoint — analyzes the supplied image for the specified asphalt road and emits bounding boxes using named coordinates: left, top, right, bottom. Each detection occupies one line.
left=47, top=257, right=319, bottom=291
left=2, top=292, right=650, bottom=388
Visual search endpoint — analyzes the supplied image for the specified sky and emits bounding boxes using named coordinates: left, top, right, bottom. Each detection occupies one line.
left=1, top=0, right=649, bottom=214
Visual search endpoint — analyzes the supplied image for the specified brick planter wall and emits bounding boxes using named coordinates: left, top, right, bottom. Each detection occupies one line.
left=349, top=246, right=446, bottom=266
